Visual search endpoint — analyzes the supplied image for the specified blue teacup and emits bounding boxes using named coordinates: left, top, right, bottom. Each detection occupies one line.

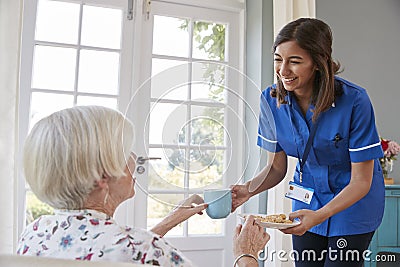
left=204, top=189, right=232, bottom=219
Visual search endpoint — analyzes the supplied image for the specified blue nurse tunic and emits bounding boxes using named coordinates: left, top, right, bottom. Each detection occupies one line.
left=257, top=76, right=385, bottom=237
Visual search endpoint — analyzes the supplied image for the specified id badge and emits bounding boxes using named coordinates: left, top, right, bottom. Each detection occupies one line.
left=285, top=181, right=314, bottom=204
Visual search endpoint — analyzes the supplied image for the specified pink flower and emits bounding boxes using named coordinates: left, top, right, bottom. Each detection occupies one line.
left=380, top=138, right=399, bottom=160
left=380, top=137, right=399, bottom=178
left=384, top=140, right=400, bottom=158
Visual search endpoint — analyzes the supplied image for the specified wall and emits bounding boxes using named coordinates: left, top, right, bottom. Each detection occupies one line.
left=0, top=0, right=22, bottom=253
left=316, top=0, right=400, bottom=182
left=244, top=0, right=274, bottom=214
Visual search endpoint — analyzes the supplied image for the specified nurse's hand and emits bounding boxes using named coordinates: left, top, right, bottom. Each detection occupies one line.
left=230, top=184, right=251, bottom=212
left=280, top=209, right=326, bottom=236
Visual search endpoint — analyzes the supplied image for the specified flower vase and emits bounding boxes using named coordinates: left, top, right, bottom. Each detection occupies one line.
left=382, top=158, right=394, bottom=185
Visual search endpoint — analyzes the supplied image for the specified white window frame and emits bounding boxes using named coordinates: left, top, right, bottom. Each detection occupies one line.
left=18, top=0, right=135, bottom=236
left=16, top=2, right=245, bottom=264
left=128, top=1, right=245, bottom=266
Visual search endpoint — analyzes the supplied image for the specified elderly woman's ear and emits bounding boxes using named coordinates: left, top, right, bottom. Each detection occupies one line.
left=96, top=173, right=111, bottom=188
left=88, top=174, right=110, bottom=195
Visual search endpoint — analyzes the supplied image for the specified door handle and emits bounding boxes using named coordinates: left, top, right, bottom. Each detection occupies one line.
left=135, top=157, right=161, bottom=174
left=136, top=156, right=161, bottom=165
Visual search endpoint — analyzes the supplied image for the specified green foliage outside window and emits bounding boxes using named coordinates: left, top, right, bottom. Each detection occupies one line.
left=168, top=21, right=227, bottom=173
left=26, top=191, right=54, bottom=224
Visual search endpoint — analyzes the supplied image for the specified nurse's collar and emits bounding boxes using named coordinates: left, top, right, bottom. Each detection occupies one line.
left=287, top=91, right=336, bottom=107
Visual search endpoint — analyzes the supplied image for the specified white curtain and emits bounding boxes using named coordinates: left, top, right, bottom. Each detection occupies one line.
left=273, top=0, right=316, bottom=33
left=0, top=0, right=23, bottom=254
left=265, top=1, right=315, bottom=266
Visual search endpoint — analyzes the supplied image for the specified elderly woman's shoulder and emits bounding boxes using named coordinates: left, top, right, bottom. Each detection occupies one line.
left=17, top=212, right=192, bottom=266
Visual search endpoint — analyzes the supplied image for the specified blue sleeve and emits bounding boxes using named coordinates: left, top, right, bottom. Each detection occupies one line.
left=256, top=90, right=282, bottom=152
left=348, top=90, right=383, bottom=162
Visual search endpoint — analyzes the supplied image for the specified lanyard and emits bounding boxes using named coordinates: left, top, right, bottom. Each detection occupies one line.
left=288, top=101, right=320, bottom=183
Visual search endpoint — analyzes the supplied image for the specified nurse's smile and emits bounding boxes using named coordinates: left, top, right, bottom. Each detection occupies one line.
left=274, top=40, right=317, bottom=97
left=282, top=77, right=297, bottom=84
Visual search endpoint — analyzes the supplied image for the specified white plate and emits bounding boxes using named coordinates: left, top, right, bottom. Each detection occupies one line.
left=238, top=213, right=301, bottom=229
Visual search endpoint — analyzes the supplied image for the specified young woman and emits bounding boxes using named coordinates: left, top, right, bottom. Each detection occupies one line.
left=231, top=18, right=385, bottom=267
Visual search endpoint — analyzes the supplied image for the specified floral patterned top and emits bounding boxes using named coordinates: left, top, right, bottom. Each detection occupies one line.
left=17, top=209, right=193, bottom=266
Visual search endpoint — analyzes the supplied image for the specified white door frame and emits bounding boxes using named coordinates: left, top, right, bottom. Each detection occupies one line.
left=127, top=1, right=245, bottom=266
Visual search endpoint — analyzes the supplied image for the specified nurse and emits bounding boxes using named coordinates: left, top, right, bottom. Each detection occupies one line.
left=231, top=18, right=385, bottom=267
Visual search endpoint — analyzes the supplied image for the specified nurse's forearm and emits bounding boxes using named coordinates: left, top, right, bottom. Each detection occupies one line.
left=245, top=165, right=285, bottom=197
left=246, top=151, right=287, bottom=197
left=316, top=160, right=374, bottom=221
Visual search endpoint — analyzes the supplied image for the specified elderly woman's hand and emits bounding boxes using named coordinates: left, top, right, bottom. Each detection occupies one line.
left=233, top=215, right=270, bottom=267
left=174, top=194, right=208, bottom=216
left=150, top=194, right=208, bottom=237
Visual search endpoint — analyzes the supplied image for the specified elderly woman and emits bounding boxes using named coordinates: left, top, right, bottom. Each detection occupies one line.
left=17, top=105, right=270, bottom=266
left=17, top=106, right=208, bottom=266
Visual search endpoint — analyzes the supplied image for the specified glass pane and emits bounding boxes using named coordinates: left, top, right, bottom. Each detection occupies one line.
left=32, top=45, right=76, bottom=91
left=149, top=102, right=187, bottom=145
left=190, top=105, right=225, bottom=146
left=148, top=148, right=185, bottom=190
left=78, top=49, right=120, bottom=94
left=35, top=0, right=80, bottom=44
left=188, top=202, right=222, bottom=235
left=153, top=16, right=189, bottom=57
left=191, top=62, right=226, bottom=103
left=81, top=5, right=122, bottom=49
left=151, top=58, right=188, bottom=100
left=26, top=191, right=54, bottom=225
left=192, top=21, right=226, bottom=61
left=30, top=92, right=74, bottom=129
left=77, top=96, right=118, bottom=109
left=189, top=150, right=224, bottom=189
left=147, top=194, right=184, bottom=236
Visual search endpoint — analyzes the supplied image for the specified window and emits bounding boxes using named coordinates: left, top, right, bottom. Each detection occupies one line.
left=19, top=0, right=134, bottom=226
left=19, top=0, right=244, bottom=265
left=145, top=15, right=229, bottom=236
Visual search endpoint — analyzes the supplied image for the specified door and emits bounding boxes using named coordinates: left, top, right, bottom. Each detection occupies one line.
left=128, top=1, right=244, bottom=266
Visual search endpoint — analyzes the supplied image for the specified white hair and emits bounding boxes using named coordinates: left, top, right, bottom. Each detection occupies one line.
left=23, top=106, right=134, bottom=209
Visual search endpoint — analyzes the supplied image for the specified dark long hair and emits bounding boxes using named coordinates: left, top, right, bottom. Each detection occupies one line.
left=272, top=18, right=341, bottom=121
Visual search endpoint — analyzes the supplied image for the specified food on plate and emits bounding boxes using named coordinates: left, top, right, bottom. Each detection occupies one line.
left=246, top=214, right=293, bottom=224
